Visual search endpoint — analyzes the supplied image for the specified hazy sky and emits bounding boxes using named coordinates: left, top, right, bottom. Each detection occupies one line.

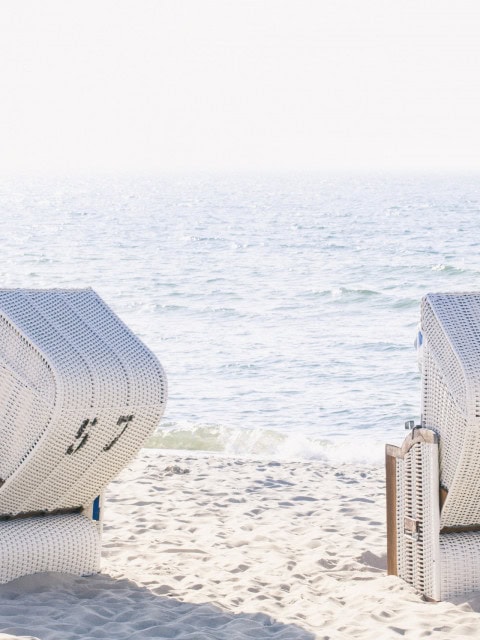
left=1, top=0, right=480, bottom=174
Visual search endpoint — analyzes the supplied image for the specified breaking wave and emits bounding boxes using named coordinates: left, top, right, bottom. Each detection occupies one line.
left=145, top=422, right=385, bottom=464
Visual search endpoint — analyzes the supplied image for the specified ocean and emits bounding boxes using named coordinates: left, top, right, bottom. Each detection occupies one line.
left=1, top=171, right=479, bottom=464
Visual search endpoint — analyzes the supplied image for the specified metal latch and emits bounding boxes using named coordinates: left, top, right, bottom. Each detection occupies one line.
left=404, top=516, right=420, bottom=541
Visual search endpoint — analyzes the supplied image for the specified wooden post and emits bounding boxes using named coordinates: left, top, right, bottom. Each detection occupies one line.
left=385, top=446, right=398, bottom=575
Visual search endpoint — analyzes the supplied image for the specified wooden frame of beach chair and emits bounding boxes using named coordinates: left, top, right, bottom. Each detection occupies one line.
left=0, top=289, right=167, bottom=583
left=387, top=292, right=480, bottom=601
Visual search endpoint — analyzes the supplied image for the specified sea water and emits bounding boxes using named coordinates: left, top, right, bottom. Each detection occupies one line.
left=1, top=171, right=479, bottom=464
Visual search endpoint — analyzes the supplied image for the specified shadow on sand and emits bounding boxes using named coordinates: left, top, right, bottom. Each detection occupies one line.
left=0, top=571, right=316, bottom=640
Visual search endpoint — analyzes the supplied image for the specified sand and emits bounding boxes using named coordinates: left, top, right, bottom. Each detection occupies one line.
left=1, top=450, right=480, bottom=639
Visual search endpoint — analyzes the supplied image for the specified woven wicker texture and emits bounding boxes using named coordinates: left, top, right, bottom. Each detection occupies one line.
left=0, top=513, right=100, bottom=584
left=421, top=293, right=480, bottom=528
left=396, top=459, right=406, bottom=581
left=395, top=438, right=440, bottom=600
left=440, top=532, right=480, bottom=599
left=0, top=288, right=167, bottom=516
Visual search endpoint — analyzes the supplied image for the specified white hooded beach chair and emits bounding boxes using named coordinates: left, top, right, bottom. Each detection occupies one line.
left=0, top=288, right=167, bottom=583
left=386, top=292, right=480, bottom=600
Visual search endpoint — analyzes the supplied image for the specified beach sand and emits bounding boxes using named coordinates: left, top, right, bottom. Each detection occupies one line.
left=1, top=450, right=480, bottom=639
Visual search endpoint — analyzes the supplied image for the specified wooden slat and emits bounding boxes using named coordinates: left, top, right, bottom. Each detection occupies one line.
left=385, top=448, right=398, bottom=575
left=440, top=524, right=480, bottom=534
left=439, top=486, right=448, bottom=511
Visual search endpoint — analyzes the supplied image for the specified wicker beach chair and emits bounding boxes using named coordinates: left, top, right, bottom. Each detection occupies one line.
left=0, top=288, right=167, bottom=583
left=386, top=292, right=480, bottom=600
